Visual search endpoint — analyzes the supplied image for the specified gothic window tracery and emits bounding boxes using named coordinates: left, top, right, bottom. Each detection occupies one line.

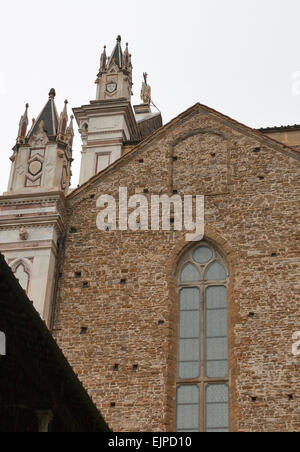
left=176, top=242, right=229, bottom=432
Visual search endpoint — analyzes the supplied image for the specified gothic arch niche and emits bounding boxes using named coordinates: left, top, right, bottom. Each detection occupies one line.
left=175, top=239, right=230, bottom=432
left=10, top=258, right=32, bottom=294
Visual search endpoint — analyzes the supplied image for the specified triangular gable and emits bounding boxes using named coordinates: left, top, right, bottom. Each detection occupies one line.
left=68, top=102, right=300, bottom=202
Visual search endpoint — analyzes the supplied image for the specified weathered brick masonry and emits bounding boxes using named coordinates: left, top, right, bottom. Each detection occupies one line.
left=53, top=104, right=300, bottom=432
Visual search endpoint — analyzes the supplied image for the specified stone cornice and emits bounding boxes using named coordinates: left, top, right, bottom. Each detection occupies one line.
left=73, top=100, right=139, bottom=142
left=0, top=190, right=67, bottom=236
left=0, top=239, right=59, bottom=256
left=0, top=216, right=66, bottom=235
left=0, top=191, right=68, bottom=219
left=0, top=191, right=66, bottom=204
left=0, top=221, right=62, bottom=230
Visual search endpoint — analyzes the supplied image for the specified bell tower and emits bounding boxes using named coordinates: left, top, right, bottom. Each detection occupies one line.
left=95, top=35, right=133, bottom=102
left=74, top=35, right=139, bottom=186
left=0, top=89, right=74, bottom=327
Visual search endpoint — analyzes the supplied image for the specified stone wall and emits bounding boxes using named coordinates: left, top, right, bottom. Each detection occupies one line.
left=53, top=104, right=300, bottom=432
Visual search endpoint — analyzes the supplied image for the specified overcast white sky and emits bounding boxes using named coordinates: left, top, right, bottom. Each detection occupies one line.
left=1, top=0, right=300, bottom=193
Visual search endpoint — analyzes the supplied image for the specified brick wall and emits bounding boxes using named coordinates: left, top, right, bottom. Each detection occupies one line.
left=53, top=104, right=300, bottom=432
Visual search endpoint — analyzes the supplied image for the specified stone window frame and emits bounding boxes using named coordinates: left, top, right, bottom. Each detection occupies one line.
left=176, top=241, right=229, bottom=432
left=10, top=258, right=32, bottom=295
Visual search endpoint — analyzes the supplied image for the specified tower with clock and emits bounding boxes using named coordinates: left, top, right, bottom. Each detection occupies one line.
left=96, top=35, right=133, bottom=102
left=74, top=36, right=140, bottom=185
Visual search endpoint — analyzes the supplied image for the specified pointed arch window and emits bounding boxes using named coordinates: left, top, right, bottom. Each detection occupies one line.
left=176, top=242, right=229, bottom=433
left=11, top=259, right=31, bottom=295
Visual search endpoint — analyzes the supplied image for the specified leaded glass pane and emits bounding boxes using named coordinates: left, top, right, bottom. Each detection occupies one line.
left=177, top=405, right=199, bottom=431
left=206, top=338, right=228, bottom=360
left=206, top=309, right=227, bottom=338
left=206, top=360, right=228, bottom=378
left=206, top=286, right=227, bottom=309
left=205, top=261, right=227, bottom=281
left=193, top=246, right=213, bottom=264
left=206, top=337, right=228, bottom=378
left=206, top=385, right=229, bottom=432
left=180, top=311, right=200, bottom=338
left=178, top=362, right=200, bottom=380
left=179, top=339, right=200, bottom=362
left=206, top=384, right=229, bottom=403
left=177, top=385, right=199, bottom=404
left=206, top=404, right=229, bottom=429
left=177, top=386, right=199, bottom=431
left=181, top=264, right=200, bottom=282
left=180, top=288, right=200, bottom=310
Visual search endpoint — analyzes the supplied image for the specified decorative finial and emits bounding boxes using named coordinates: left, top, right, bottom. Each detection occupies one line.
left=58, top=99, right=69, bottom=137
left=49, top=88, right=56, bottom=99
left=17, top=103, right=29, bottom=142
left=62, top=99, right=68, bottom=116
left=123, top=42, right=130, bottom=69
left=100, top=45, right=107, bottom=73
left=117, top=35, right=121, bottom=42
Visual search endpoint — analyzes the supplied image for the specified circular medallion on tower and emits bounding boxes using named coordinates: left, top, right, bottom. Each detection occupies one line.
left=106, top=81, right=117, bottom=94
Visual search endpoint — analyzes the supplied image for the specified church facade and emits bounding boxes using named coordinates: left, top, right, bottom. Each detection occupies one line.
left=0, top=36, right=299, bottom=432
